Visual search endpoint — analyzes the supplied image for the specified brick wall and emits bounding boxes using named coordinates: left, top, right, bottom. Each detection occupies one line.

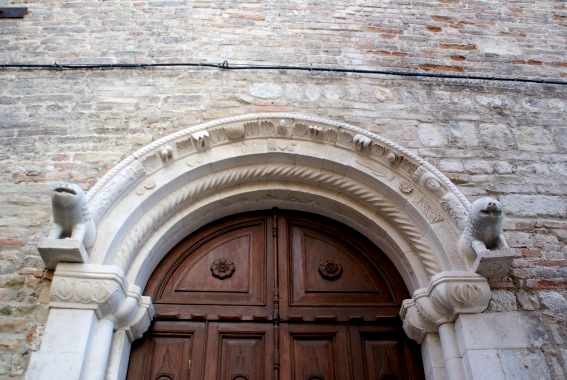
left=1, top=0, right=566, bottom=378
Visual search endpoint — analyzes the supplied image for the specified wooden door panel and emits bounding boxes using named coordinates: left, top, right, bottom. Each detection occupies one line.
left=146, top=214, right=274, bottom=320
left=205, top=322, right=274, bottom=380
left=127, top=321, right=205, bottom=380
left=131, top=210, right=425, bottom=380
left=279, top=215, right=407, bottom=321
left=350, top=325, right=426, bottom=380
left=281, top=324, right=352, bottom=380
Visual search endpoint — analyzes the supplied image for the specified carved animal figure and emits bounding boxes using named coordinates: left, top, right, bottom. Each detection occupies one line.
left=458, top=197, right=509, bottom=261
left=48, top=183, right=96, bottom=248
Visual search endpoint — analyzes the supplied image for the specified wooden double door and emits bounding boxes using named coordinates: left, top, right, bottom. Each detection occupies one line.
left=128, top=210, right=424, bottom=380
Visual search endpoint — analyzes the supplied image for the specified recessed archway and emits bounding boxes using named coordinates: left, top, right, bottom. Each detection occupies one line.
left=29, top=113, right=492, bottom=380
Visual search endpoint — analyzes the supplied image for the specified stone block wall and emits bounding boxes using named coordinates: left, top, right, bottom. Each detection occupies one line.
left=0, top=0, right=566, bottom=378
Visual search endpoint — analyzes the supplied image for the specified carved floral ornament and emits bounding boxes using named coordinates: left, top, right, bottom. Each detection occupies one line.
left=211, top=258, right=235, bottom=279
left=318, top=260, right=343, bottom=280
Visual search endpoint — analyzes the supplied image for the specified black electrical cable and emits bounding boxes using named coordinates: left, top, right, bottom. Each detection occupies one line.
left=1, top=61, right=567, bottom=86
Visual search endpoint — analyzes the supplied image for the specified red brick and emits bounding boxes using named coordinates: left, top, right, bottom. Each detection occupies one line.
left=533, top=280, right=567, bottom=289
left=521, top=249, right=542, bottom=257
left=450, top=55, right=466, bottom=61
left=0, top=239, right=25, bottom=248
left=426, top=26, right=442, bottom=32
left=439, top=43, right=477, bottom=51
left=419, top=64, right=465, bottom=73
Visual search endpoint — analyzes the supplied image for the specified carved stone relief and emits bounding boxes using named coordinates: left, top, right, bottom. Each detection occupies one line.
left=175, top=137, right=195, bottom=156
left=192, top=130, right=209, bottom=150
left=141, top=154, right=161, bottom=173
left=440, top=193, right=469, bottom=231
left=89, top=161, right=146, bottom=223
left=399, top=181, right=414, bottom=194
left=412, top=196, right=444, bottom=224
left=111, top=163, right=441, bottom=277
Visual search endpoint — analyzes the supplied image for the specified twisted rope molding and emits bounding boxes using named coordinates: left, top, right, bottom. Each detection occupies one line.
left=86, top=113, right=471, bottom=210
left=111, top=163, right=443, bottom=277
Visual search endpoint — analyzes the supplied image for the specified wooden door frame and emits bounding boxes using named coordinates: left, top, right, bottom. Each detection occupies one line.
left=30, top=113, right=495, bottom=380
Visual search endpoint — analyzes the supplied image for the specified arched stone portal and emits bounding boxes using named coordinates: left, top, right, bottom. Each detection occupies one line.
left=28, top=114, right=493, bottom=380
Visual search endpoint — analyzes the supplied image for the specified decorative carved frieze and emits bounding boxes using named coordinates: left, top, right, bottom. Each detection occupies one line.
left=89, top=161, right=146, bottom=224
left=412, top=196, right=444, bottom=224
left=353, top=134, right=372, bottom=151
left=412, top=166, right=444, bottom=196
left=175, top=137, right=195, bottom=155
left=400, top=271, right=491, bottom=343
left=192, top=130, right=209, bottom=150
left=224, top=124, right=245, bottom=140
left=441, top=193, right=469, bottom=231
left=141, top=154, right=161, bottom=173
left=159, top=145, right=174, bottom=162
left=111, top=163, right=441, bottom=277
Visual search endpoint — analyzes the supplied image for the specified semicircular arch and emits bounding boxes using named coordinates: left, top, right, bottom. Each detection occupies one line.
left=86, top=113, right=470, bottom=293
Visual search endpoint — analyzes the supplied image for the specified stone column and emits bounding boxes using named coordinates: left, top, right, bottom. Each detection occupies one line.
left=400, top=271, right=491, bottom=380
left=26, top=263, right=154, bottom=380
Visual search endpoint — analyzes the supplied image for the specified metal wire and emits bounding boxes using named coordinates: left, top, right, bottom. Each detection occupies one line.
left=1, top=61, right=566, bottom=86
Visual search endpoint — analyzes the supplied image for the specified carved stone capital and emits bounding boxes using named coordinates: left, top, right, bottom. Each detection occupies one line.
left=51, top=263, right=127, bottom=318
left=50, top=263, right=154, bottom=340
left=401, top=271, right=491, bottom=343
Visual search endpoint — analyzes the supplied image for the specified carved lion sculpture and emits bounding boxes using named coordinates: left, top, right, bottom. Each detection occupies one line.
left=48, top=183, right=96, bottom=248
left=458, top=197, right=509, bottom=261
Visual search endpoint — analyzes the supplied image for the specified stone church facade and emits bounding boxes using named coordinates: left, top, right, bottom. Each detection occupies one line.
left=1, top=1, right=566, bottom=379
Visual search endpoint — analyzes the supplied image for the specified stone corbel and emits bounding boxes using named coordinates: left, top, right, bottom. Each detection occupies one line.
left=50, top=263, right=154, bottom=338
left=400, top=271, right=491, bottom=342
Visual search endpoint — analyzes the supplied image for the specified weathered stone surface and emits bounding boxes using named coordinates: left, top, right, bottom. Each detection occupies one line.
left=500, top=195, right=567, bottom=218
left=478, top=123, right=516, bottom=150
left=499, top=349, right=551, bottom=380
left=538, top=291, right=567, bottom=313
left=488, top=290, right=518, bottom=312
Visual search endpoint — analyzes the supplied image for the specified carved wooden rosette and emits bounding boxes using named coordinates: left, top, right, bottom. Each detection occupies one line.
left=318, top=260, right=343, bottom=280
left=50, top=263, right=154, bottom=342
left=400, top=271, right=491, bottom=343
left=211, top=258, right=235, bottom=279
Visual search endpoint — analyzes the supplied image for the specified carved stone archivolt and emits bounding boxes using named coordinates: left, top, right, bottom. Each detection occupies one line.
left=81, top=113, right=473, bottom=291
left=400, top=271, right=491, bottom=343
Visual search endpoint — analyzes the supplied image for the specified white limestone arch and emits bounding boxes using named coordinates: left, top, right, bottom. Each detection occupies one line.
left=86, top=113, right=471, bottom=293
left=30, top=113, right=498, bottom=380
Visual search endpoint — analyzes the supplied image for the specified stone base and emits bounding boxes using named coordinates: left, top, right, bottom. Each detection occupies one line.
left=37, top=238, right=90, bottom=269
left=472, top=249, right=517, bottom=279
